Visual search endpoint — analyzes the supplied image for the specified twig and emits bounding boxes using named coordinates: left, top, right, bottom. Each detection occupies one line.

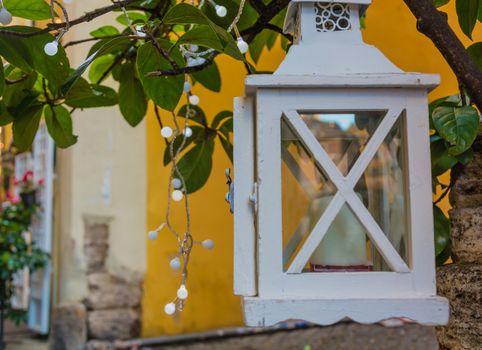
left=63, top=34, right=127, bottom=48
left=403, top=0, right=482, bottom=112
left=0, top=0, right=142, bottom=38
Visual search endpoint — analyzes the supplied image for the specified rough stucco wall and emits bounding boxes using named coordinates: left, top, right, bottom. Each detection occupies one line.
left=56, top=0, right=147, bottom=304
left=143, top=0, right=482, bottom=336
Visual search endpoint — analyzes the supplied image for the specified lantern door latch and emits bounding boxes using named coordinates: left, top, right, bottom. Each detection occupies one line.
left=225, top=168, right=234, bottom=214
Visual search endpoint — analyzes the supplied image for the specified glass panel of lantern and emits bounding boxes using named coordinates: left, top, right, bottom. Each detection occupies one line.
left=281, top=111, right=409, bottom=273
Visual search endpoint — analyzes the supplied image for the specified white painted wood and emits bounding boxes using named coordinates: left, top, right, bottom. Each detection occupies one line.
left=243, top=297, right=449, bottom=327
left=404, top=90, right=438, bottom=295
left=245, top=74, right=440, bottom=93
left=233, top=97, right=257, bottom=297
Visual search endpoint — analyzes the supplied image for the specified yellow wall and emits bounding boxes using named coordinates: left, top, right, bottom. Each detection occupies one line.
left=143, top=0, right=482, bottom=336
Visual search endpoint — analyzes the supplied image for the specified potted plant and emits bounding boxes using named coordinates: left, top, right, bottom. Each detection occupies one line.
left=13, top=171, right=43, bottom=209
left=0, top=198, right=49, bottom=349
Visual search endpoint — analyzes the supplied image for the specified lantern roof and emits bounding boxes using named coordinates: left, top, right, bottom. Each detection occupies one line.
left=245, top=0, right=440, bottom=93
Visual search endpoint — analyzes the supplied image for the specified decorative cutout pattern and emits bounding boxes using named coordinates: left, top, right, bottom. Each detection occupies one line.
left=315, top=2, right=351, bottom=32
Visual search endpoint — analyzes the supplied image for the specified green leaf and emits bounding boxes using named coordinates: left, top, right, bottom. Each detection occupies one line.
left=116, top=11, right=147, bottom=26
left=433, top=205, right=450, bottom=256
left=178, top=104, right=207, bottom=126
left=467, top=42, right=482, bottom=71
left=163, top=3, right=212, bottom=26
left=12, top=105, right=42, bottom=151
left=90, top=26, right=120, bottom=38
left=44, top=105, right=77, bottom=148
left=456, top=0, right=479, bottom=39
left=65, top=81, right=118, bottom=108
left=211, top=110, right=232, bottom=129
left=2, top=69, right=37, bottom=109
left=163, top=3, right=243, bottom=60
left=177, top=137, right=214, bottom=193
left=118, top=63, right=148, bottom=126
left=136, top=41, right=184, bottom=111
left=88, top=55, right=115, bottom=84
left=433, top=0, right=450, bottom=7
left=191, top=60, right=221, bottom=92
left=4, top=0, right=53, bottom=20
left=61, top=37, right=132, bottom=96
left=176, top=26, right=224, bottom=52
left=87, top=36, right=132, bottom=58
left=163, top=126, right=202, bottom=165
left=0, top=64, right=5, bottom=97
left=455, top=147, right=474, bottom=164
left=218, top=133, right=233, bottom=162
left=431, top=139, right=459, bottom=177
left=432, top=105, right=479, bottom=155
left=0, top=35, right=32, bottom=72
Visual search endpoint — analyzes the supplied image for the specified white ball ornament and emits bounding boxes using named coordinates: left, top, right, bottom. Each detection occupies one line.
left=169, top=257, right=181, bottom=271
left=215, top=5, right=227, bottom=17
left=161, top=126, right=173, bottom=138
left=164, top=303, right=176, bottom=315
left=183, top=81, right=191, bottom=93
left=189, top=95, right=200, bottom=106
left=172, top=190, right=184, bottom=202
left=171, top=178, right=182, bottom=189
left=202, top=239, right=215, bottom=250
left=183, top=127, right=193, bottom=138
left=148, top=230, right=158, bottom=241
left=177, top=285, right=188, bottom=300
left=0, top=8, right=12, bottom=25
left=44, top=41, right=59, bottom=56
left=237, top=38, right=249, bottom=54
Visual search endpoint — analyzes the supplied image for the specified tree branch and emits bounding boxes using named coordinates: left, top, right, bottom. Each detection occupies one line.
left=403, top=0, right=482, bottom=111
left=0, top=0, right=141, bottom=38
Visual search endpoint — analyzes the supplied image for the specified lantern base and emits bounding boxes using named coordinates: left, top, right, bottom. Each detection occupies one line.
left=242, top=296, right=449, bottom=327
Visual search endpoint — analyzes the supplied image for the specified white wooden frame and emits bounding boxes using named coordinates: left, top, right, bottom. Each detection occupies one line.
left=255, top=88, right=436, bottom=299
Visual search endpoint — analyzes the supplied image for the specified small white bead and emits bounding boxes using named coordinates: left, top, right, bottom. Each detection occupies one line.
left=215, top=5, right=227, bottom=17
left=169, top=257, right=181, bottom=271
left=190, top=44, right=199, bottom=52
left=164, top=303, right=176, bottom=315
left=161, top=126, right=173, bottom=138
left=171, top=178, right=182, bottom=189
left=183, top=81, right=191, bottom=93
left=201, top=239, right=215, bottom=250
left=183, top=127, right=193, bottom=138
left=177, top=285, right=188, bottom=300
left=189, top=95, right=200, bottom=106
left=0, top=8, right=12, bottom=25
left=194, top=57, right=206, bottom=65
left=44, top=41, right=59, bottom=56
left=135, top=25, right=146, bottom=37
left=148, top=230, right=158, bottom=241
left=186, top=57, right=196, bottom=67
left=237, top=38, right=249, bottom=54
left=172, top=190, right=183, bottom=202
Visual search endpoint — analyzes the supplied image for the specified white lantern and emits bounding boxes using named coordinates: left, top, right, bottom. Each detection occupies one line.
left=233, top=0, right=449, bottom=327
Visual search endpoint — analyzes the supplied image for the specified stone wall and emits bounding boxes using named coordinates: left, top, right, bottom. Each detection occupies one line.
left=51, top=220, right=143, bottom=350
left=437, top=135, right=482, bottom=350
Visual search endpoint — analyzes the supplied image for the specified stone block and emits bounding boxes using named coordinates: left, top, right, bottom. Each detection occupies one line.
left=88, top=309, right=140, bottom=340
left=85, top=272, right=142, bottom=310
left=86, top=340, right=114, bottom=350
left=450, top=135, right=482, bottom=209
left=83, top=222, right=110, bottom=273
left=450, top=207, right=482, bottom=263
left=436, top=264, right=482, bottom=350
left=50, top=302, right=87, bottom=350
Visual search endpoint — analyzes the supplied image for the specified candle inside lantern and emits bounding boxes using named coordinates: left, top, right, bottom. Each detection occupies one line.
left=308, top=195, right=369, bottom=268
